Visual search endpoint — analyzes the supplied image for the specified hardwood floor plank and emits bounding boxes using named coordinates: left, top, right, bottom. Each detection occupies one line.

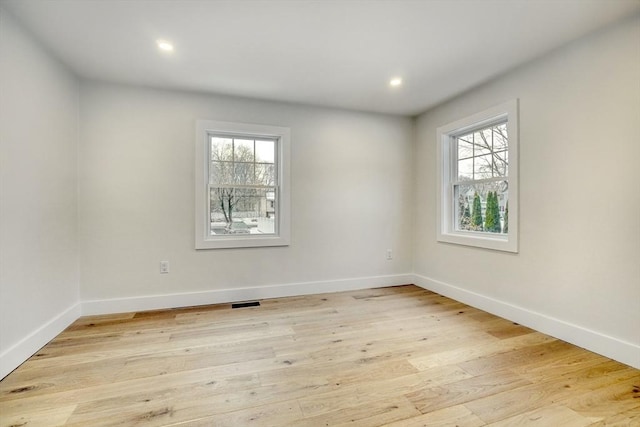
left=327, top=359, right=419, bottom=387
left=553, top=360, right=638, bottom=391
left=297, top=365, right=473, bottom=418
left=510, top=347, right=610, bottom=380
left=587, top=405, right=640, bottom=426
left=485, top=405, right=592, bottom=426
left=382, top=404, right=486, bottom=427
left=283, top=396, right=421, bottom=427
left=562, top=375, right=640, bottom=422
left=408, top=331, right=555, bottom=371
left=456, top=339, right=578, bottom=376
left=0, top=403, right=77, bottom=427
left=0, top=370, right=260, bottom=423
left=464, top=376, right=584, bottom=424
left=406, top=369, right=532, bottom=414
left=193, top=400, right=303, bottom=427
left=482, top=318, right=535, bottom=340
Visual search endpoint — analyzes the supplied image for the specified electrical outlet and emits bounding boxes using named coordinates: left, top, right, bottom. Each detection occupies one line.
left=160, top=261, right=170, bottom=274
left=386, top=249, right=393, bottom=260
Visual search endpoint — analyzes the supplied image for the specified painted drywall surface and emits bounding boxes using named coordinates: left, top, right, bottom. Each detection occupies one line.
left=414, top=16, right=640, bottom=346
left=78, top=82, right=413, bottom=301
left=0, top=10, right=79, bottom=352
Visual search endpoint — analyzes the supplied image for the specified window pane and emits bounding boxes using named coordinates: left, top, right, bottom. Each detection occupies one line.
left=474, top=154, right=493, bottom=179
left=458, top=133, right=474, bottom=145
left=494, top=150, right=508, bottom=177
left=255, top=139, right=275, bottom=163
left=458, top=157, right=473, bottom=180
left=474, top=130, right=492, bottom=156
left=234, top=139, right=254, bottom=162
left=209, top=187, right=276, bottom=235
left=209, top=161, right=232, bottom=185
left=454, top=181, right=508, bottom=234
left=211, top=137, right=233, bottom=161
left=493, top=124, right=508, bottom=150
left=233, top=162, right=254, bottom=185
left=256, top=163, right=275, bottom=186
left=457, top=138, right=473, bottom=160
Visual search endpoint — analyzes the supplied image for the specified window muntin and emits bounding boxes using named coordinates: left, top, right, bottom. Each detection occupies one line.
left=437, top=100, right=518, bottom=252
left=196, top=120, right=290, bottom=249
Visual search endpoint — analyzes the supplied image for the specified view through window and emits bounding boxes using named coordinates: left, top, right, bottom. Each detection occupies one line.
left=454, top=122, right=509, bottom=234
left=208, top=135, right=278, bottom=236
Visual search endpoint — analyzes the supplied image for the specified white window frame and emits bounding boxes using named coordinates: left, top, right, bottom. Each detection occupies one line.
left=195, top=120, right=291, bottom=249
left=436, top=99, right=519, bottom=253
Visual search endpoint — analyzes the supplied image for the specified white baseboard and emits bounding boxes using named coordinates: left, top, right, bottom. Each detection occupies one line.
left=81, top=274, right=415, bottom=316
left=0, top=302, right=81, bottom=380
left=412, top=273, right=640, bottom=369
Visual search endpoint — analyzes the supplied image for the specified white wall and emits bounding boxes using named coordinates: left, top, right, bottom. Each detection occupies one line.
left=78, top=82, right=414, bottom=310
left=0, top=9, right=80, bottom=378
left=414, top=16, right=640, bottom=367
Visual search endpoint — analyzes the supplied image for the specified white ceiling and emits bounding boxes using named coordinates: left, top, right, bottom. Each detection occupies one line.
left=3, top=0, right=639, bottom=116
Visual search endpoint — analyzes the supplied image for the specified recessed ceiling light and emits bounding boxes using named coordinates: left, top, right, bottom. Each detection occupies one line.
left=157, top=40, right=174, bottom=52
left=389, top=77, right=403, bottom=87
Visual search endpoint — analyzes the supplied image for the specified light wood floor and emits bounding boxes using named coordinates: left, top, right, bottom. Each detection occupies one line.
left=1, top=285, right=639, bottom=426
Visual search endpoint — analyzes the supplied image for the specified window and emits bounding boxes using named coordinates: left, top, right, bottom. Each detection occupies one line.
left=437, top=100, right=518, bottom=252
left=195, top=120, right=290, bottom=249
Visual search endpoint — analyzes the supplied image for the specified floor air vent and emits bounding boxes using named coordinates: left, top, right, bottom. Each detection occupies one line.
left=231, top=301, right=261, bottom=309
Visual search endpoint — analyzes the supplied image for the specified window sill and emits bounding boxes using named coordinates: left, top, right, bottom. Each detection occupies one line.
left=196, top=234, right=290, bottom=250
left=437, top=231, right=517, bottom=253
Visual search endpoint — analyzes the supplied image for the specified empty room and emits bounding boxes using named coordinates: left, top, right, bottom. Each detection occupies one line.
left=1, top=0, right=639, bottom=425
